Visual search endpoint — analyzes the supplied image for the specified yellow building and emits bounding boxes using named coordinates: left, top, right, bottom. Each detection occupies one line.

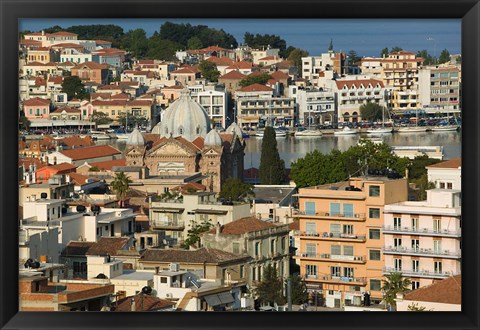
left=294, top=176, right=408, bottom=308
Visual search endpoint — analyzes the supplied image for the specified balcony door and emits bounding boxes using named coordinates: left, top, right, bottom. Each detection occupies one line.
left=394, top=258, right=402, bottom=271
left=412, top=259, right=419, bottom=273
left=433, top=240, right=442, bottom=254
left=411, top=239, right=420, bottom=252
left=393, top=217, right=401, bottom=230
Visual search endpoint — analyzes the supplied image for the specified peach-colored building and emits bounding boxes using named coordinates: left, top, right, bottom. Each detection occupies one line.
left=71, top=61, right=110, bottom=85
left=170, top=66, right=201, bottom=86
left=294, top=176, right=408, bottom=307
left=383, top=189, right=461, bottom=290
left=23, top=97, right=51, bottom=119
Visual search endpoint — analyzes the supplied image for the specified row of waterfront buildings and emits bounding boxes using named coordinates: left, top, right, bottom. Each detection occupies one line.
left=19, top=30, right=461, bottom=132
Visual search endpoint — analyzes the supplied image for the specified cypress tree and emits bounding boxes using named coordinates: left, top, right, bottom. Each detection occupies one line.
left=259, top=126, right=285, bottom=184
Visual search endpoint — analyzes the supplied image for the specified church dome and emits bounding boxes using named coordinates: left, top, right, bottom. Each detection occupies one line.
left=158, top=89, right=211, bottom=141
left=204, top=129, right=223, bottom=146
left=126, top=128, right=145, bottom=146
left=226, top=122, right=243, bottom=137
left=151, top=121, right=162, bottom=135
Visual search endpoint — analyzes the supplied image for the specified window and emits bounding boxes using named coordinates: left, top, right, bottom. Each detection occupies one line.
left=369, top=185, right=380, bottom=197
left=305, top=202, right=316, bottom=215
left=434, top=261, right=443, bottom=273
left=306, top=265, right=317, bottom=277
left=147, top=237, right=153, bottom=246
left=306, top=243, right=316, bottom=257
left=240, top=265, right=244, bottom=278
left=160, top=277, right=167, bottom=283
left=233, top=242, right=240, bottom=254
left=281, top=237, right=286, bottom=253
left=433, top=240, right=442, bottom=253
left=411, top=217, right=419, bottom=231
left=439, top=182, right=445, bottom=189
left=394, top=258, right=402, bottom=271
left=369, top=229, right=380, bottom=239
left=433, top=219, right=441, bottom=233
left=393, top=238, right=402, bottom=248
left=331, top=266, right=341, bottom=277
left=252, top=267, right=256, bottom=281
left=343, top=267, right=354, bottom=277
left=411, top=239, right=420, bottom=251
left=447, top=182, right=453, bottom=189
left=270, top=239, right=276, bottom=254
left=412, top=259, right=419, bottom=272
left=370, top=279, right=381, bottom=291
left=343, top=245, right=354, bottom=256
left=330, top=203, right=340, bottom=216
left=305, top=222, right=316, bottom=235
left=343, top=225, right=353, bottom=235
left=411, top=281, right=420, bottom=290
left=369, top=249, right=381, bottom=260
left=330, top=223, right=341, bottom=234
left=369, top=208, right=380, bottom=218
left=330, top=245, right=341, bottom=256
left=254, top=242, right=260, bottom=256
left=393, top=217, right=401, bottom=230
left=343, top=203, right=353, bottom=217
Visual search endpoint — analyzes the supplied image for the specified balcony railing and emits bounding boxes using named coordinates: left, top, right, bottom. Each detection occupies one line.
left=382, top=246, right=461, bottom=258
left=382, top=267, right=459, bottom=278
left=382, top=226, right=461, bottom=237
left=318, top=275, right=367, bottom=285
left=294, top=231, right=366, bottom=241
left=295, top=252, right=366, bottom=262
left=150, top=220, right=185, bottom=229
left=297, top=211, right=366, bottom=221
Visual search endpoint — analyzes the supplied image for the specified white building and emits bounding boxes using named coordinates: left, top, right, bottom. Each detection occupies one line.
left=190, top=87, right=228, bottom=128
left=60, top=49, right=99, bottom=64
left=251, top=48, right=280, bottom=65
left=426, top=158, right=461, bottom=190
left=383, top=189, right=461, bottom=289
left=290, top=86, right=336, bottom=125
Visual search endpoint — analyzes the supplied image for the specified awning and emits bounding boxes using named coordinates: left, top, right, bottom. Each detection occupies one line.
left=151, top=207, right=184, bottom=213
left=192, top=209, right=228, bottom=215
left=204, top=292, right=235, bottom=306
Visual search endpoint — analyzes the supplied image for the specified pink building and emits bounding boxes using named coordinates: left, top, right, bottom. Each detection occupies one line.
left=23, top=97, right=51, bottom=119
left=383, top=189, right=461, bottom=290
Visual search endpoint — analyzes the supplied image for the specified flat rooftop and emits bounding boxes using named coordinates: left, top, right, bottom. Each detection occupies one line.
left=112, top=270, right=154, bottom=281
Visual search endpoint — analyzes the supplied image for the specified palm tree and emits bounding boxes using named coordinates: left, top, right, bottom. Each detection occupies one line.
left=382, top=272, right=412, bottom=311
left=110, top=172, right=132, bottom=207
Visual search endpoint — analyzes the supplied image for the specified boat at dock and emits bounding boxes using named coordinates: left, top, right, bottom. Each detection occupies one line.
left=334, top=127, right=358, bottom=135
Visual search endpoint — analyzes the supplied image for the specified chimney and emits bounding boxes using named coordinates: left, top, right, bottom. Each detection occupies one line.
left=405, top=168, right=409, bottom=179
left=41, top=30, right=45, bottom=36
left=29, top=164, right=33, bottom=173
left=215, top=222, right=221, bottom=237
left=130, top=297, right=136, bottom=312
left=25, top=172, right=30, bottom=184
left=32, top=171, right=36, bottom=184
left=155, top=266, right=159, bottom=274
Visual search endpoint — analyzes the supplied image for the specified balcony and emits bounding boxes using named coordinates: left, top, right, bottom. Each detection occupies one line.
left=295, top=252, right=366, bottom=264
left=306, top=274, right=367, bottom=285
left=382, top=246, right=461, bottom=259
left=297, top=211, right=366, bottom=222
left=294, top=231, right=366, bottom=242
left=382, top=225, right=461, bottom=237
left=382, top=267, right=459, bottom=279
left=150, top=220, right=185, bottom=231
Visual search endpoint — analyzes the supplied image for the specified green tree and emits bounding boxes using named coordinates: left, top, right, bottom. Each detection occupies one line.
left=117, top=112, right=148, bottom=129
left=219, top=178, right=255, bottom=202
left=160, top=22, right=237, bottom=49
left=411, top=173, right=435, bottom=200
left=90, top=111, right=113, bottom=126
left=382, top=272, right=412, bottom=311
left=407, top=302, right=432, bottom=311
left=416, top=50, right=435, bottom=65
left=407, top=155, right=441, bottom=180
left=380, top=47, right=389, bottom=58
left=198, top=60, right=221, bottom=82
left=360, top=102, right=386, bottom=122
left=19, top=115, right=31, bottom=130
left=61, top=76, right=89, bottom=100
left=182, top=219, right=214, bottom=248
left=110, top=172, right=132, bottom=207
left=187, top=36, right=203, bottom=50
left=438, top=48, right=451, bottom=64
left=259, top=126, right=285, bottom=185
left=147, top=33, right=182, bottom=61
left=288, top=274, right=308, bottom=305
left=347, top=50, right=361, bottom=66
left=238, top=73, right=272, bottom=88
left=256, top=264, right=286, bottom=306
left=120, top=29, right=149, bottom=58
left=244, top=32, right=286, bottom=53
left=390, top=46, right=403, bottom=53
left=287, top=48, right=309, bottom=72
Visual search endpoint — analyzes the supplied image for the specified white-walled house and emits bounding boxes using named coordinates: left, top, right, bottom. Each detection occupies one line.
left=427, top=158, right=461, bottom=190
left=383, top=189, right=461, bottom=290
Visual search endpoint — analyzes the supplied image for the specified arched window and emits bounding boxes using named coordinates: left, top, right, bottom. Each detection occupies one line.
left=179, top=126, right=184, bottom=135
left=165, top=127, right=168, bottom=135
left=196, top=126, right=200, bottom=134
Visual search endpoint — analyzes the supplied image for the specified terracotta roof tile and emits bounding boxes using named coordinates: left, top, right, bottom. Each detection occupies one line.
left=49, top=162, right=77, bottom=172
left=58, top=145, right=121, bottom=161
left=288, top=220, right=300, bottom=231
left=61, top=241, right=96, bottom=257
left=205, top=56, right=234, bottom=66
left=191, top=137, right=204, bottom=149
left=50, top=107, right=81, bottom=114
left=403, top=275, right=461, bottom=304
left=219, top=70, right=246, bottom=80
left=69, top=172, right=97, bottom=185
left=238, top=83, right=273, bottom=93
left=141, top=247, right=249, bottom=264
left=72, top=61, right=110, bottom=70
left=209, top=216, right=278, bottom=235
left=23, top=97, right=51, bottom=106
left=426, top=158, right=461, bottom=169
left=271, top=71, right=290, bottom=80
left=51, top=31, right=77, bottom=36
left=114, top=294, right=175, bottom=312
left=86, top=237, right=130, bottom=256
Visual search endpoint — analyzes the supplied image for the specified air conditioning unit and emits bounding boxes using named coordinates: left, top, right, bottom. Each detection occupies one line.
left=166, top=293, right=173, bottom=298
left=116, top=211, right=123, bottom=217
left=169, top=263, right=180, bottom=272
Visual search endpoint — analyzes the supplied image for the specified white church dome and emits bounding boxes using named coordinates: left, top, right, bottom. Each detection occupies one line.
left=126, top=128, right=145, bottom=146
left=157, top=89, right=211, bottom=141
left=226, top=122, right=243, bottom=138
left=204, top=129, right=223, bottom=146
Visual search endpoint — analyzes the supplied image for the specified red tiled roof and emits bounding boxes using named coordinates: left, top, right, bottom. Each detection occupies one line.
left=163, top=85, right=184, bottom=90
left=59, top=145, right=121, bottom=161
left=238, top=83, right=273, bottom=92
left=403, top=275, right=461, bottom=304
left=172, top=182, right=207, bottom=193
left=271, top=70, right=290, bottom=80
left=289, top=220, right=300, bottom=231
left=49, top=162, right=77, bottom=172
left=51, top=43, right=84, bottom=48
left=92, top=100, right=128, bottom=106
left=50, top=107, right=81, bottom=114
left=48, top=76, right=64, bottom=84
left=228, top=61, right=253, bottom=70
left=258, top=55, right=278, bottom=61
left=51, top=31, right=77, bottom=36
left=72, top=61, right=110, bottom=70
left=86, top=237, right=130, bottom=256
left=98, top=85, right=124, bottom=91
left=219, top=70, right=246, bottom=80
left=69, top=172, right=97, bottom=185
left=29, top=47, right=51, bottom=52
left=19, top=158, right=47, bottom=170
left=210, top=216, right=278, bottom=235
left=111, top=93, right=130, bottom=100
left=89, top=158, right=126, bottom=170
left=141, top=247, right=248, bottom=264
left=114, top=294, right=175, bottom=312
left=90, top=92, right=112, bottom=100
left=426, top=158, right=461, bottom=169
left=172, top=67, right=198, bottom=74
left=61, top=241, right=96, bottom=257
left=23, top=97, right=51, bottom=106
left=57, top=135, right=95, bottom=148
left=335, top=79, right=385, bottom=89
left=191, top=136, right=204, bottom=149
left=127, top=100, right=153, bottom=106
left=205, top=56, right=234, bottom=66
left=95, top=40, right=112, bottom=45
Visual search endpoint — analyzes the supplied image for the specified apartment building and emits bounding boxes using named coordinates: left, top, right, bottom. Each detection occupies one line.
left=301, top=51, right=346, bottom=86
left=426, top=158, right=461, bottom=190
left=290, top=86, right=336, bottom=126
left=383, top=189, right=461, bottom=290
left=294, top=175, right=408, bottom=307
left=191, top=88, right=228, bottom=128
left=418, top=65, right=461, bottom=114
left=360, top=51, right=424, bottom=115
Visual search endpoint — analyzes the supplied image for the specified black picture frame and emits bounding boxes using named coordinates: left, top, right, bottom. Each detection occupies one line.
left=1, top=0, right=478, bottom=329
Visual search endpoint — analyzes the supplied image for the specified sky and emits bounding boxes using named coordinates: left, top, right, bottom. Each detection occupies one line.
left=19, top=19, right=461, bottom=57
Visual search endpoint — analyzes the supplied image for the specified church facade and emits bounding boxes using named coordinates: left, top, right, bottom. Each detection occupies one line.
left=124, top=90, right=245, bottom=192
